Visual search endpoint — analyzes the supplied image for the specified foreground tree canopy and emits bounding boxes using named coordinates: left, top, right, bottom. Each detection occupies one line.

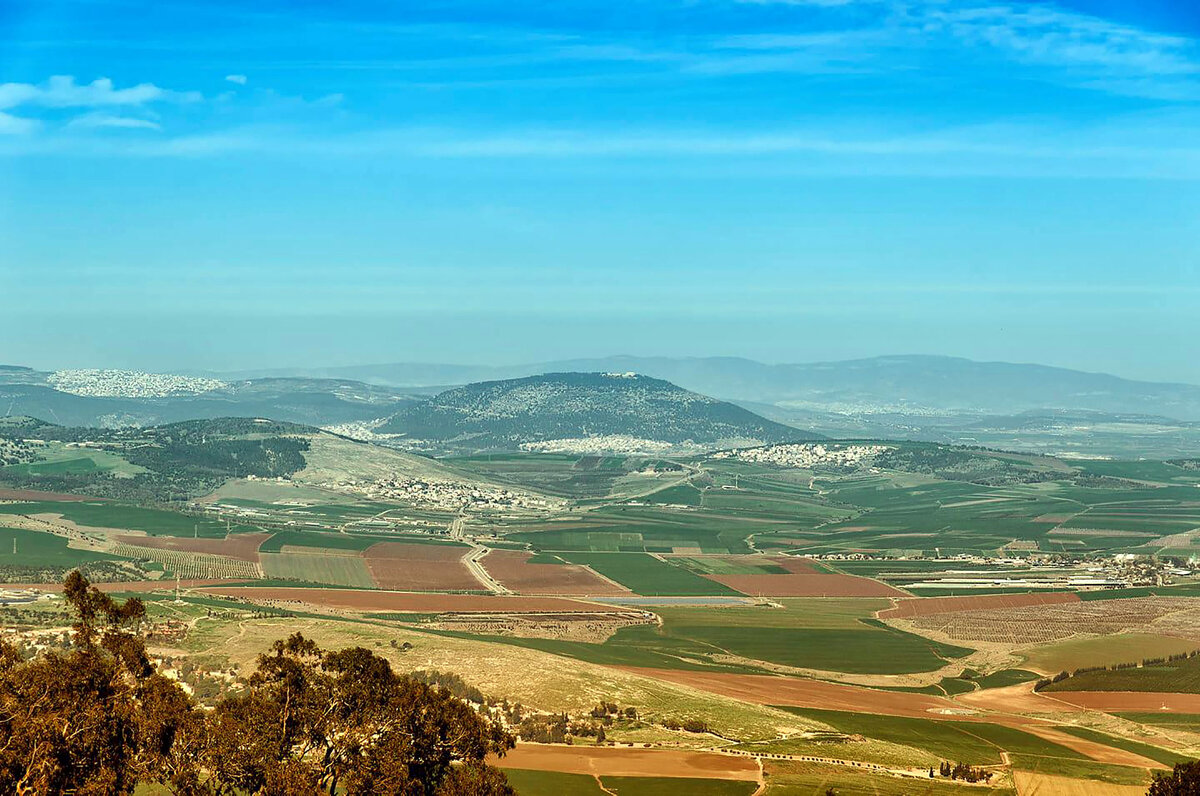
left=0, top=572, right=516, bottom=795
left=1149, top=762, right=1200, bottom=796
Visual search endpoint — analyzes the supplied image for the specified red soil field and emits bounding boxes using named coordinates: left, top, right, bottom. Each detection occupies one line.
left=705, top=572, right=907, bottom=598
left=879, top=592, right=1081, bottom=619
left=620, top=667, right=958, bottom=718
left=772, top=556, right=820, bottom=574
left=490, top=743, right=760, bottom=781
left=200, top=586, right=612, bottom=613
left=957, top=683, right=1087, bottom=714
left=481, top=550, right=629, bottom=595
left=363, top=542, right=482, bottom=591
left=115, top=532, right=270, bottom=563
left=0, top=488, right=100, bottom=502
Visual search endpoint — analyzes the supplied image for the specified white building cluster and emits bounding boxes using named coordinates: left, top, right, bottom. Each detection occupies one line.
left=341, top=476, right=559, bottom=512
left=49, top=369, right=228, bottom=397
left=520, top=435, right=678, bottom=455
left=712, top=442, right=892, bottom=469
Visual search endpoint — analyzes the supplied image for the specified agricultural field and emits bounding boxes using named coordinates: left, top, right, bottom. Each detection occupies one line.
left=10, top=429, right=1200, bottom=793
left=554, top=552, right=742, bottom=596
left=0, top=526, right=122, bottom=569
left=1020, top=633, right=1200, bottom=674
left=481, top=550, right=629, bottom=595
left=444, top=453, right=688, bottom=500
left=259, top=550, right=375, bottom=588
left=1042, top=653, right=1200, bottom=693
left=898, top=596, right=1200, bottom=646
left=759, top=760, right=1016, bottom=795
left=0, top=441, right=145, bottom=479
left=0, top=500, right=261, bottom=537
left=112, top=542, right=261, bottom=580
left=440, top=597, right=973, bottom=675
left=778, top=708, right=1036, bottom=766
left=364, top=541, right=481, bottom=591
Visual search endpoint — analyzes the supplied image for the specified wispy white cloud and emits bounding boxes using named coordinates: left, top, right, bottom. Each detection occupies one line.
left=0, top=111, right=38, bottom=135
left=707, top=0, right=1200, bottom=98
left=66, top=112, right=161, bottom=131
left=0, top=75, right=200, bottom=111
left=923, top=3, right=1199, bottom=76
left=6, top=111, right=1194, bottom=180
left=225, top=74, right=248, bottom=85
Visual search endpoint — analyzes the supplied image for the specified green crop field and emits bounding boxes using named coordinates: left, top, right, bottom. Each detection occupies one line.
left=0, top=442, right=145, bottom=478
left=669, top=556, right=789, bottom=575
left=651, top=617, right=970, bottom=675
left=501, top=769, right=607, bottom=795
left=0, top=526, right=122, bottom=568
left=260, top=551, right=376, bottom=588
left=442, top=598, right=971, bottom=675
left=257, top=529, right=436, bottom=553
left=556, top=552, right=741, bottom=596
left=1042, top=653, right=1200, bottom=693
left=1021, top=633, right=1200, bottom=674
left=1054, top=726, right=1192, bottom=766
left=434, top=623, right=758, bottom=673
left=757, top=760, right=1016, bottom=795
left=0, top=501, right=257, bottom=538
left=1078, top=585, right=1200, bottom=601
left=654, top=598, right=894, bottom=629
left=644, top=482, right=704, bottom=505
left=973, top=669, right=1040, bottom=689
left=1114, top=713, right=1200, bottom=732
left=778, top=709, right=1020, bottom=765
left=499, top=770, right=755, bottom=796
left=602, top=777, right=757, bottom=795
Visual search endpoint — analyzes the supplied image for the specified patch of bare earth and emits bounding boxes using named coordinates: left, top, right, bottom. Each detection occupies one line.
left=363, top=542, right=482, bottom=591
left=1013, top=771, right=1148, bottom=796
left=113, top=532, right=270, bottom=563
left=199, top=586, right=613, bottom=613
left=901, top=597, right=1200, bottom=645
left=617, top=667, right=964, bottom=718
left=879, top=592, right=1081, bottom=620
left=480, top=550, right=629, bottom=595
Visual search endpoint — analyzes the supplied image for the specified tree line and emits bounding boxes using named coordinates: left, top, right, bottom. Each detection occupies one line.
left=0, top=573, right=516, bottom=795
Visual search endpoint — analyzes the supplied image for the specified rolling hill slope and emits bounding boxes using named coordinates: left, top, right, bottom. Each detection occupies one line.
left=378, top=372, right=813, bottom=449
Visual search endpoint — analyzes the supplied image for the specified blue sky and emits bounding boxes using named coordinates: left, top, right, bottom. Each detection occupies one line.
left=1, top=0, right=1198, bottom=380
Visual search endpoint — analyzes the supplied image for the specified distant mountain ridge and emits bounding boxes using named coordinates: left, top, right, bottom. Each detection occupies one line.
left=0, top=371, right=420, bottom=428
left=245, top=355, right=1200, bottom=421
left=378, top=372, right=812, bottom=448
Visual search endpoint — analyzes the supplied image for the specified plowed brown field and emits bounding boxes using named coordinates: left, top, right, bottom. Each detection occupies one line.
left=705, top=572, right=906, bottom=597
left=363, top=542, right=481, bottom=591
left=490, top=743, right=760, bottom=780
left=619, top=667, right=960, bottom=717
left=1018, top=725, right=1165, bottom=768
left=200, top=586, right=612, bottom=613
left=957, top=683, right=1086, bottom=714
left=879, top=592, right=1081, bottom=619
left=114, top=532, right=270, bottom=563
left=481, top=551, right=629, bottom=595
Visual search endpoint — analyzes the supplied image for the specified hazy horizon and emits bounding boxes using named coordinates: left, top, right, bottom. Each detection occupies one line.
left=4, top=0, right=1198, bottom=381
left=7, top=348, right=1200, bottom=389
